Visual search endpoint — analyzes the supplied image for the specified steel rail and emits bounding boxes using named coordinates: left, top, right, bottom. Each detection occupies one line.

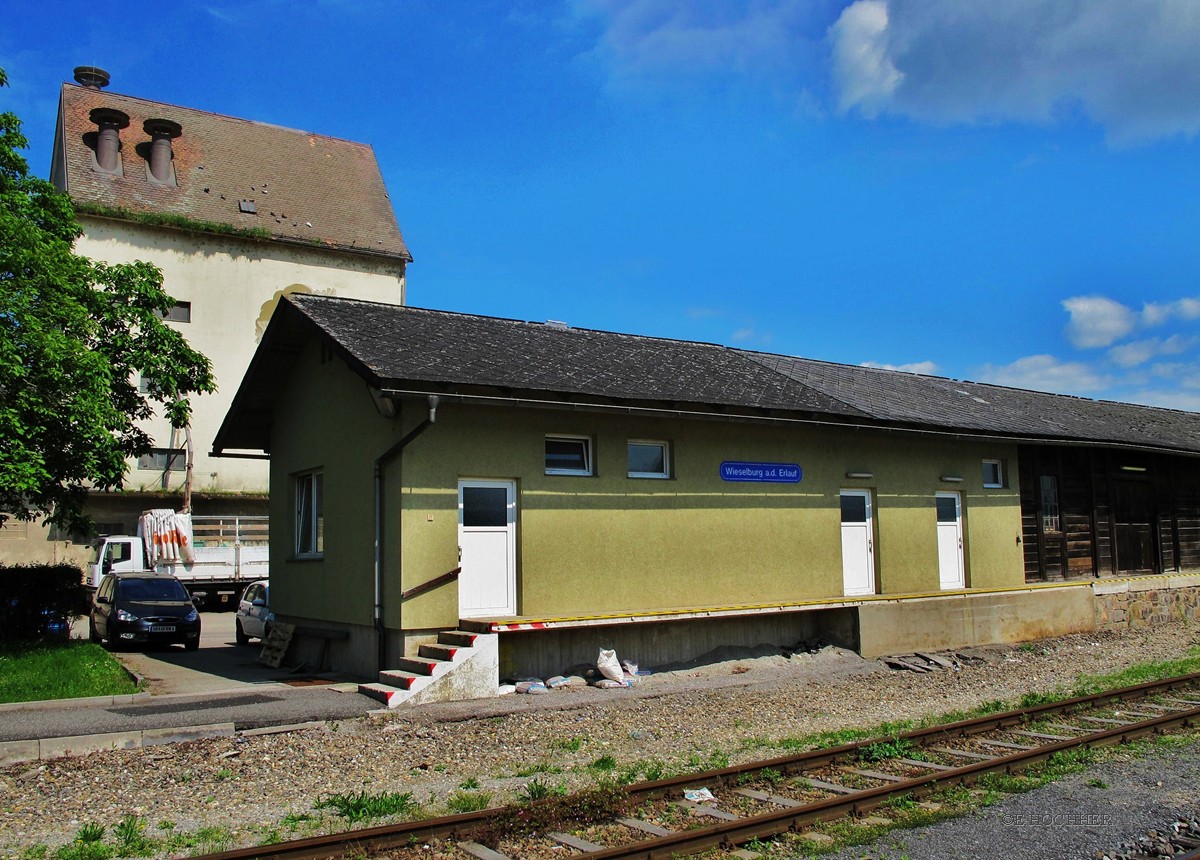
left=582, top=705, right=1200, bottom=860
left=193, top=672, right=1200, bottom=860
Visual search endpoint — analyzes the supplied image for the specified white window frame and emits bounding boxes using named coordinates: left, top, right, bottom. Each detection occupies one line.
left=982, top=459, right=1004, bottom=489
left=294, top=470, right=324, bottom=558
left=545, top=435, right=592, bottom=476
left=627, top=440, right=670, bottom=479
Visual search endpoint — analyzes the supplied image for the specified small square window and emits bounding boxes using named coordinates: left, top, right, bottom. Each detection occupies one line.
left=982, top=459, right=1003, bottom=488
left=157, top=301, right=191, bottom=323
left=545, top=436, right=592, bottom=476
left=628, top=441, right=669, bottom=479
left=136, top=448, right=186, bottom=472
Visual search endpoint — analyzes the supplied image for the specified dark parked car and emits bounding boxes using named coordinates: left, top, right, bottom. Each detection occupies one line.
left=90, top=572, right=201, bottom=651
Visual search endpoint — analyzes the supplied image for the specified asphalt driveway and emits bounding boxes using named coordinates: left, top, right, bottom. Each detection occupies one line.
left=0, top=613, right=381, bottom=745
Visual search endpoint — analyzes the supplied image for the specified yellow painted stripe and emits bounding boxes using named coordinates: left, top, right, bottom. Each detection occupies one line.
left=484, top=572, right=1191, bottom=627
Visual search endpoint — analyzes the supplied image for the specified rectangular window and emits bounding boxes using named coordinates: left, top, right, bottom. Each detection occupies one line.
left=157, top=301, right=191, bottom=323
left=982, top=459, right=1003, bottom=488
left=627, top=440, right=670, bottom=479
left=136, top=448, right=186, bottom=472
left=545, top=436, right=592, bottom=476
left=295, top=470, right=324, bottom=557
left=1040, top=475, right=1060, bottom=532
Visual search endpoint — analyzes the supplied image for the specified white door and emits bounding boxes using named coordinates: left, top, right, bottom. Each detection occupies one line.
left=840, top=490, right=876, bottom=596
left=458, top=480, right=516, bottom=617
left=936, top=491, right=965, bottom=589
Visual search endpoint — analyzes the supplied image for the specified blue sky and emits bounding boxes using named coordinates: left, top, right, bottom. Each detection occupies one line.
left=6, top=1, right=1200, bottom=409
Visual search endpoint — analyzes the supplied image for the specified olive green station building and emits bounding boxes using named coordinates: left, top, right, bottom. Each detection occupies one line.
left=215, top=294, right=1200, bottom=697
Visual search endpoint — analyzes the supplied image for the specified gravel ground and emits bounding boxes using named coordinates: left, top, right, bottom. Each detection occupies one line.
left=818, top=739, right=1200, bottom=860
left=1, top=620, right=1198, bottom=857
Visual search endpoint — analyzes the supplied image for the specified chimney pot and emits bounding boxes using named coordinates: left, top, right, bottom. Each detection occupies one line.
left=73, top=66, right=111, bottom=89
left=143, top=118, right=182, bottom=184
left=89, top=108, right=130, bottom=173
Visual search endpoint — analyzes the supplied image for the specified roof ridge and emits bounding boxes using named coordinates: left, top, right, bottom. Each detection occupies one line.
left=291, top=295, right=738, bottom=352
left=62, top=82, right=374, bottom=149
left=747, top=349, right=1199, bottom=417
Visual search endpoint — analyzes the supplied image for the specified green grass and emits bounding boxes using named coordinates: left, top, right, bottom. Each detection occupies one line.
left=314, top=790, right=417, bottom=823
left=858, top=738, right=918, bottom=763
left=1071, top=646, right=1200, bottom=695
left=0, top=641, right=138, bottom=703
left=510, top=762, right=563, bottom=778
left=741, top=646, right=1200, bottom=762
left=446, top=790, right=492, bottom=813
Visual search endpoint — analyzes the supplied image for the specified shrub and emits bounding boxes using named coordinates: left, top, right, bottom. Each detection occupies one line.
left=0, top=564, right=87, bottom=642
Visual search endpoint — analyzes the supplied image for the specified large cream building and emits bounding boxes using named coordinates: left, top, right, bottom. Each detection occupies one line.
left=0, top=67, right=411, bottom=565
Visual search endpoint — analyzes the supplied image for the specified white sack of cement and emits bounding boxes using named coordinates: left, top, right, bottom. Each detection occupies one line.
left=597, top=648, right=624, bottom=682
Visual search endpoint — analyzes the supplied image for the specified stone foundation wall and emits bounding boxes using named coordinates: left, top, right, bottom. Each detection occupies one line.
left=1093, top=574, right=1200, bottom=632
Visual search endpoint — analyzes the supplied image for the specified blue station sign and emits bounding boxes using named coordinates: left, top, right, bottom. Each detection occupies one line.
left=719, top=461, right=802, bottom=483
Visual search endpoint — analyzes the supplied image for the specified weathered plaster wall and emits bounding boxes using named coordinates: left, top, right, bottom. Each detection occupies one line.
left=397, top=400, right=1026, bottom=630
left=268, top=340, right=396, bottom=631
left=75, top=217, right=406, bottom=494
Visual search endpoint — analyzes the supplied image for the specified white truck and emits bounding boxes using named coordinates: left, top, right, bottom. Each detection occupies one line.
left=90, top=510, right=268, bottom=609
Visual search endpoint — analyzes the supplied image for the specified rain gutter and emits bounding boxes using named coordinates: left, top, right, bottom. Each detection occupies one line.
left=373, top=394, right=439, bottom=673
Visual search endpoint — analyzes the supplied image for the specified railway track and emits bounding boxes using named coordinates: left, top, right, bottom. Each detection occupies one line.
left=199, top=672, right=1200, bottom=860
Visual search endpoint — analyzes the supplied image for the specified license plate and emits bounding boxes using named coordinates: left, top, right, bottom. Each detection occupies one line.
left=150, top=625, right=176, bottom=633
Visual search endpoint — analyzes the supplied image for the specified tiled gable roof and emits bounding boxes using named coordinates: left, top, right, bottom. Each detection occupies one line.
left=748, top=353, right=1200, bottom=451
left=54, top=83, right=410, bottom=261
left=292, top=296, right=864, bottom=415
left=214, top=294, right=1200, bottom=456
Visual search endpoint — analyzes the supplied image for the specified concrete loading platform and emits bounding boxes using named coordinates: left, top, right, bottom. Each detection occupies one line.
left=457, top=574, right=1200, bottom=681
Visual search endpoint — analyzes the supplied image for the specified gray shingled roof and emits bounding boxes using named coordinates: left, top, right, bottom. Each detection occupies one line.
left=53, top=83, right=410, bottom=261
left=213, top=294, right=1200, bottom=455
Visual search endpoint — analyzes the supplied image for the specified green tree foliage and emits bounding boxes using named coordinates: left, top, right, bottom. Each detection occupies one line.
left=0, top=68, right=215, bottom=533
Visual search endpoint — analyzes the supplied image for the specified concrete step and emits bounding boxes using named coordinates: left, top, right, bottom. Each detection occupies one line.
left=396, top=655, right=452, bottom=677
left=378, top=669, right=428, bottom=691
left=458, top=619, right=493, bottom=634
left=439, top=630, right=481, bottom=647
left=419, top=642, right=467, bottom=662
left=360, top=631, right=500, bottom=709
left=358, top=682, right=416, bottom=708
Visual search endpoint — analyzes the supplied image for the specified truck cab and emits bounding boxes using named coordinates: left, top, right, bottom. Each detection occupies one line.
left=89, top=536, right=146, bottom=590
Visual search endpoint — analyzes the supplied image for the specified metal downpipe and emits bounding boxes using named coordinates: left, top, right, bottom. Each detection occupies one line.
left=374, top=394, right=439, bottom=673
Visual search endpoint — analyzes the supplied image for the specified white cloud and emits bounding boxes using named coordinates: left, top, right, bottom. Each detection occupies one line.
left=976, top=354, right=1109, bottom=395
left=1108, top=334, right=1196, bottom=368
left=1121, top=389, right=1200, bottom=411
left=1062, top=296, right=1137, bottom=349
left=829, top=0, right=901, bottom=116
left=575, top=0, right=812, bottom=83
left=860, top=359, right=937, bottom=374
left=1141, top=297, right=1200, bottom=327
left=830, top=0, right=1200, bottom=145
left=730, top=326, right=773, bottom=346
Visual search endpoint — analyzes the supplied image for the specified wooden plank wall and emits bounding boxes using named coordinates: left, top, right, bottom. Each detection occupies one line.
left=1020, top=445, right=1200, bottom=582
